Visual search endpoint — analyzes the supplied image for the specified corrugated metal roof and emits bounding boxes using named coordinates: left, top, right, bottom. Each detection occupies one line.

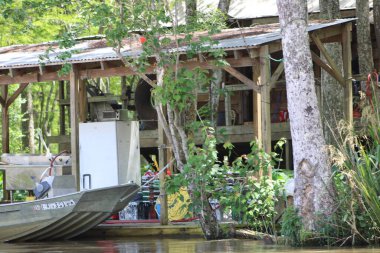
left=0, top=18, right=355, bottom=70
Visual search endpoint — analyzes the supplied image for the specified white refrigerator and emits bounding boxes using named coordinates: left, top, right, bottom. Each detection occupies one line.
left=79, top=121, right=141, bottom=190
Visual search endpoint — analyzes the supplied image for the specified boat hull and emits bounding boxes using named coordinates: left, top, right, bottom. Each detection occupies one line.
left=0, top=183, right=139, bottom=242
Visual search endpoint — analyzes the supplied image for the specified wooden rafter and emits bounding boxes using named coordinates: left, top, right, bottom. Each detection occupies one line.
left=6, top=83, right=28, bottom=107
left=311, top=51, right=345, bottom=86
left=0, top=83, right=29, bottom=108
left=342, top=23, right=353, bottom=124
left=0, top=57, right=257, bottom=85
left=223, top=66, right=260, bottom=92
left=310, top=32, right=345, bottom=87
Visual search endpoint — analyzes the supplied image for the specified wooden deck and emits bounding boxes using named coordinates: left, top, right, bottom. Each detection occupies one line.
left=47, top=122, right=291, bottom=148
left=80, top=221, right=203, bottom=239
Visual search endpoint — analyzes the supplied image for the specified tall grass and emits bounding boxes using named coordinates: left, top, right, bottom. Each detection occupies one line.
left=329, top=75, right=380, bottom=244
left=351, top=77, right=380, bottom=231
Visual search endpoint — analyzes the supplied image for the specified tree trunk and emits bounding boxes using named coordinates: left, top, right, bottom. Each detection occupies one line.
left=210, top=70, right=222, bottom=128
left=198, top=192, right=220, bottom=240
left=46, top=83, right=58, bottom=137
left=21, top=89, right=29, bottom=150
left=319, top=0, right=344, bottom=146
left=277, top=0, right=335, bottom=230
left=319, top=0, right=340, bottom=19
left=372, top=0, right=380, bottom=111
left=43, top=82, right=55, bottom=137
left=374, top=0, right=380, bottom=71
left=217, top=0, right=231, bottom=14
left=185, top=0, right=196, bottom=23
left=27, top=85, right=35, bottom=154
left=356, top=0, right=374, bottom=76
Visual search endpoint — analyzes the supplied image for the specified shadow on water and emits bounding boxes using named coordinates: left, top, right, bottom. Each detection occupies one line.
left=1, top=238, right=380, bottom=253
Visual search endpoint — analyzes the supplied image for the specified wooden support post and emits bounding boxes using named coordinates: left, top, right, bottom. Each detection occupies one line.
left=1, top=86, right=9, bottom=154
left=252, top=57, right=262, bottom=145
left=158, top=122, right=168, bottom=225
left=70, top=66, right=80, bottom=190
left=260, top=46, right=272, bottom=178
left=342, top=23, right=353, bottom=125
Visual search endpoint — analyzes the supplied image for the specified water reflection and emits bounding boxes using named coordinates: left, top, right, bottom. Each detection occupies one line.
left=1, top=238, right=380, bottom=253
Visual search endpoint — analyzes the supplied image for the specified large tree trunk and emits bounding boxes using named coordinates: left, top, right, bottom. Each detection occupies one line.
left=218, top=0, right=231, bottom=14
left=374, top=0, right=380, bottom=114
left=27, top=85, right=35, bottom=153
left=21, top=89, right=29, bottom=150
left=356, top=0, right=374, bottom=76
left=198, top=192, right=220, bottom=240
left=185, top=0, right=196, bottom=23
left=374, top=0, right=380, bottom=71
left=210, top=69, right=222, bottom=128
left=319, top=0, right=344, bottom=146
left=277, top=0, right=335, bottom=230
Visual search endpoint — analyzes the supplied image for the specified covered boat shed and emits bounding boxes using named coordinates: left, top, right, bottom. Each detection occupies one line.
left=0, top=18, right=355, bottom=190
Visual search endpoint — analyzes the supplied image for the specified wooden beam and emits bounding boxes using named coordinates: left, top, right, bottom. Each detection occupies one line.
left=70, top=65, right=80, bottom=190
left=39, top=72, right=69, bottom=82
left=312, top=25, right=343, bottom=42
left=223, top=66, right=260, bottom=92
left=0, top=71, right=69, bottom=85
left=0, top=73, right=38, bottom=85
left=252, top=57, right=262, bottom=146
left=260, top=46, right=272, bottom=165
left=0, top=57, right=257, bottom=85
left=269, top=62, right=284, bottom=90
left=311, top=51, right=345, bottom=86
left=311, top=32, right=345, bottom=86
left=342, top=23, right=353, bottom=125
left=6, top=83, right=28, bottom=107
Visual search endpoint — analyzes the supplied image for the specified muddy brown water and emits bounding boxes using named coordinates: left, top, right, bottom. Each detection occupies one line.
left=0, top=238, right=379, bottom=253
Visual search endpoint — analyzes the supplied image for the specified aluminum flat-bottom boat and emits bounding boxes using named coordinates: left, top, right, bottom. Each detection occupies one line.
left=0, top=183, right=139, bottom=242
